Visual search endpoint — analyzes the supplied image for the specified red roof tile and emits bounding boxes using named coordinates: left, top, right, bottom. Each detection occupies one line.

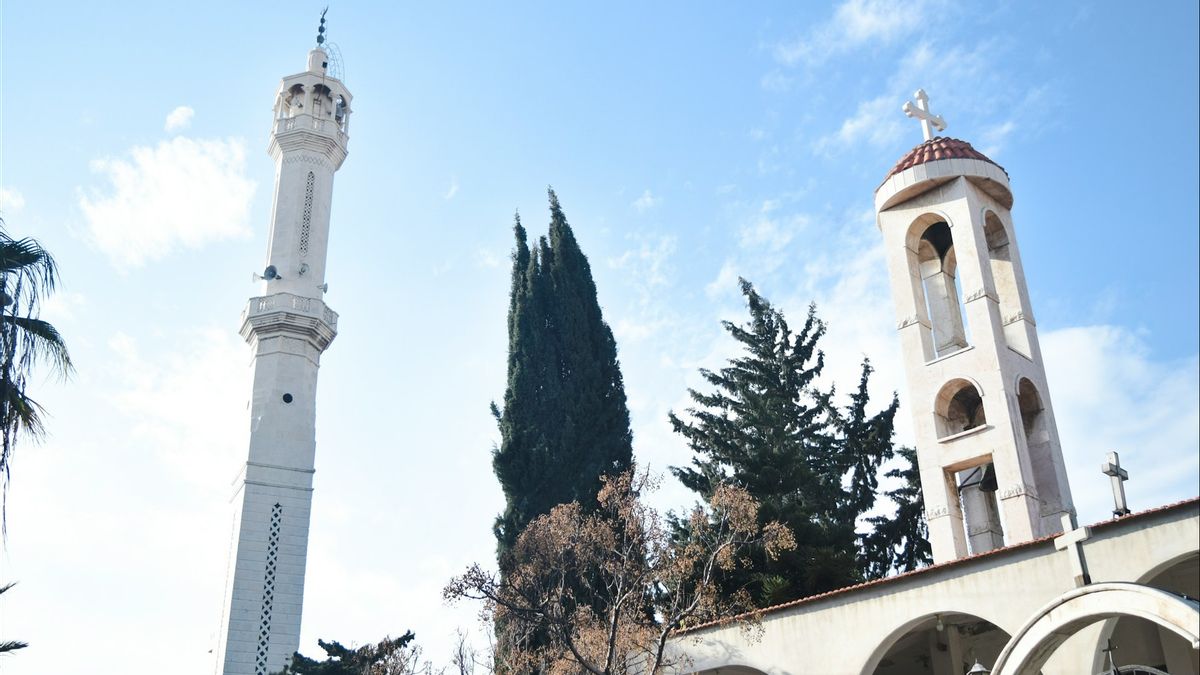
left=884, top=136, right=1007, bottom=182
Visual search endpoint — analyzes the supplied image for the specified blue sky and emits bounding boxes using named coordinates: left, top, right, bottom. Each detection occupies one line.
left=1, top=2, right=1197, bottom=672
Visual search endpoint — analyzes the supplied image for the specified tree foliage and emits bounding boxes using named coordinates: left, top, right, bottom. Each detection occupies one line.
left=274, top=632, right=433, bottom=675
left=670, top=278, right=913, bottom=605
left=446, top=469, right=795, bottom=675
left=861, top=446, right=932, bottom=577
left=0, top=221, right=73, bottom=515
left=491, top=191, right=634, bottom=566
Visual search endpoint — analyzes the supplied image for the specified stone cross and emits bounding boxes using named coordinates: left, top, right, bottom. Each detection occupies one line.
left=1102, top=451, right=1131, bottom=517
left=1054, top=512, right=1092, bottom=588
left=902, top=89, right=947, bottom=141
left=1101, top=639, right=1120, bottom=672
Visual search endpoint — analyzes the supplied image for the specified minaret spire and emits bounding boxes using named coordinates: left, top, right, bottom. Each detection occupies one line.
left=214, top=30, right=353, bottom=675
left=316, top=7, right=328, bottom=46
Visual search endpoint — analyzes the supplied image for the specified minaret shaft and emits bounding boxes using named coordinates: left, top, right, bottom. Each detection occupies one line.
left=216, top=46, right=351, bottom=675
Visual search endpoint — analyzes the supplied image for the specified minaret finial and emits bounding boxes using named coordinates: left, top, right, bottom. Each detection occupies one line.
left=317, top=7, right=328, bottom=46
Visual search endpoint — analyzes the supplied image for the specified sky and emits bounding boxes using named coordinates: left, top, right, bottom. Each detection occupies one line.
left=0, top=1, right=1197, bottom=672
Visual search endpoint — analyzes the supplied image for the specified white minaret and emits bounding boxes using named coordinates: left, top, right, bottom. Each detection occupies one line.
left=216, top=17, right=351, bottom=675
left=875, top=91, right=1074, bottom=564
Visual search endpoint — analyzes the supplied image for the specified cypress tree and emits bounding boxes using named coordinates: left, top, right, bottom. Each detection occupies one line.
left=669, top=278, right=902, bottom=605
left=491, top=190, right=634, bottom=567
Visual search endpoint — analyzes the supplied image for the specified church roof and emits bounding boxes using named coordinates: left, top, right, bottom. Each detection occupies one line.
left=677, top=496, right=1200, bottom=635
left=884, top=136, right=1007, bottom=183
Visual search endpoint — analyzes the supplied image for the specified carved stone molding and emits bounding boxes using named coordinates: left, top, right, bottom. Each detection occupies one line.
left=1000, top=482, right=1039, bottom=500
left=240, top=292, right=338, bottom=352
left=964, top=288, right=995, bottom=303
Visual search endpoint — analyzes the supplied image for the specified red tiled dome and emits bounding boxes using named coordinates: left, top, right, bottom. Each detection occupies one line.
left=884, top=137, right=1006, bottom=182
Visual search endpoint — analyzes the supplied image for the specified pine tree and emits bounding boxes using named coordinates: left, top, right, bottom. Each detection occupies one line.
left=669, top=278, right=902, bottom=605
left=861, top=447, right=932, bottom=578
left=491, top=190, right=634, bottom=567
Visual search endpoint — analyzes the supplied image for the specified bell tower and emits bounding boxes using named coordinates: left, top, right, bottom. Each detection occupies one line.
left=215, top=14, right=352, bottom=675
left=875, top=91, right=1074, bottom=564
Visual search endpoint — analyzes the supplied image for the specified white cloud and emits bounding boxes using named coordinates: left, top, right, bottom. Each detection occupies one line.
left=475, top=246, right=504, bottom=269
left=164, top=105, right=195, bottom=133
left=0, top=186, right=26, bottom=214
left=632, top=189, right=661, bottom=213
left=705, top=261, right=740, bottom=300
left=107, top=328, right=249, bottom=486
left=444, top=176, right=459, bottom=200
left=814, top=95, right=906, bottom=154
left=78, top=135, right=256, bottom=269
left=979, top=120, right=1015, bottom=157
left=1042, top=325, right=1200, bottom=524
left=774, top=0, right=938, bottom=67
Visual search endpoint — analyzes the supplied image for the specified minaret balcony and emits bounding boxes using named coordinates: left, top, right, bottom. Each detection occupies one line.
left=240, top=292, right=338, bottom=352
left=275, top=113, right=348, bottom=143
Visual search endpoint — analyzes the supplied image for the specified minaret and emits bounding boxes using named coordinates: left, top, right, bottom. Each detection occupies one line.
left=875, top=91, right=1074, bottom=564
left=216, top=15, right=351, bottom=675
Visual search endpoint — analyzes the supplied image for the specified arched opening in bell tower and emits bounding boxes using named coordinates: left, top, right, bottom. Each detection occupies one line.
left=984, top=211, right=1031, bottom=357
left=910, top=218, right=971, bottom=359
left=1017, top=377, right=1064, bottom=517
left=935, top=378, right=987, bottom=438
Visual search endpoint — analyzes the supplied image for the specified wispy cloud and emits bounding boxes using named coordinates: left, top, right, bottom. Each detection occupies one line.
left=444, top=176, right=460, bottom=200
left=608, top=234, right=677, bottom=290
left=814, top=95, right=906, bottom=155
left=0, top=186, right=25, bottom=215
left=774, top=0, right=939, bottom=68
left=164, top=105, right=194, bottom=133
left=78, top=135, right=255, bottom=269
left=632, top=189, right=661, bottom=213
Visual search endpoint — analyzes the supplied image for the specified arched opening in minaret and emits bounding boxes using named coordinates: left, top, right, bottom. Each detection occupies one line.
left=1017, top=377, right=1064, bottom=517
left=913, top=219, right=970, bottom=359
left=984, top=211, right=1031, bottom=357
left=283, top=84, right=306, bottom=117
left=934, top=378, right=986, bottom=439
left=312, top=84, right=334, bottom=119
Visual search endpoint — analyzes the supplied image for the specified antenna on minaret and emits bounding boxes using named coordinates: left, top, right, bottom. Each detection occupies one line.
left=317, top=7, right=328, bottom=46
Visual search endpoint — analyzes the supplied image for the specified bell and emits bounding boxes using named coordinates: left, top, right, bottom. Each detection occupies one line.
left=979, top=463, right=998, bottom=493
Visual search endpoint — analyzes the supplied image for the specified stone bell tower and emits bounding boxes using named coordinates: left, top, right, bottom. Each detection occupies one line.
left=875, top=91, right=1074, bottom=564
left=215, top=15, right=352, bottom=675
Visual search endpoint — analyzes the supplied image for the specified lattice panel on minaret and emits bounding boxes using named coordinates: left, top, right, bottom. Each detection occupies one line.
left=254, top=503, right=284, bottom=675
left=299, top=171, right=315, bottom=257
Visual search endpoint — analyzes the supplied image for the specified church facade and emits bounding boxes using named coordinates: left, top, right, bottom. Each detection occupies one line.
left=672, top=93, right=1200, bottom=675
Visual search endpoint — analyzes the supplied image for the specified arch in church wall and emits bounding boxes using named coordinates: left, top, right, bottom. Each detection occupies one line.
left=859, top=610, right=1012, bottom=675
left=1089, top=552, right=1200, bottom=674
left=934, top=377, right=987, bottom=439
left=691, top=665, right=771, bottom=675
left=984, top=209, right=1031, bottom=357
left=904, top=212, right=971, bottom=360
left=991, top=582, right=1200, bottom=675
